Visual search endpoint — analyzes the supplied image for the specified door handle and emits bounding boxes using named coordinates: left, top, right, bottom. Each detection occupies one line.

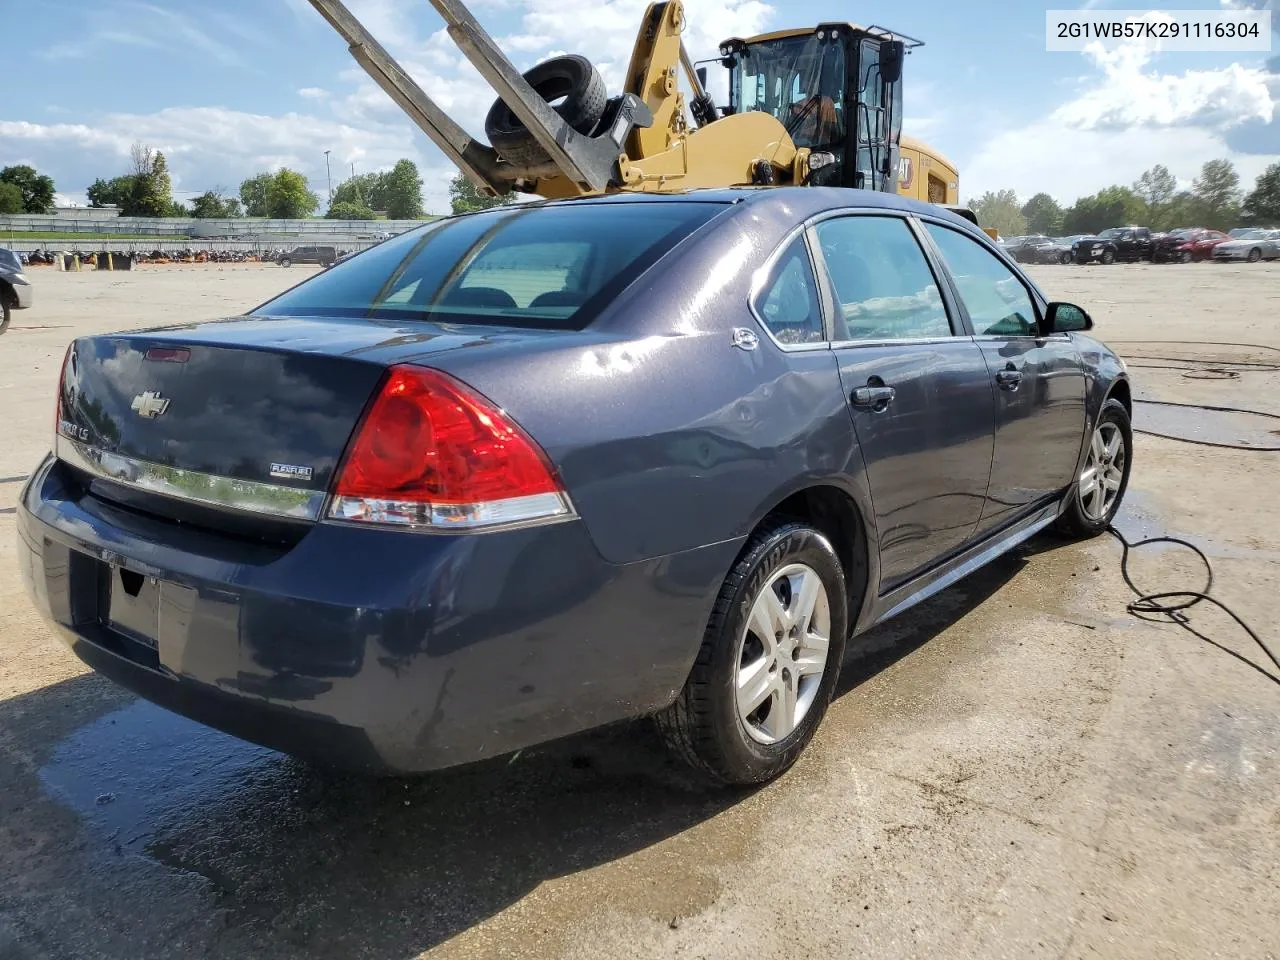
left=851, top=385, right=896, bottom=408
left=995, top=368, right=1023, bottom=390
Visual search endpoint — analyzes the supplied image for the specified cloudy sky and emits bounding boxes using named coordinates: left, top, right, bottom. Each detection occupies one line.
left=2, top=0, right=1276, bottom=214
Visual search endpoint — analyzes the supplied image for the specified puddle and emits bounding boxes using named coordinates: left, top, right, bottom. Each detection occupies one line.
left=38, top=700, right=284, bottom=844
left=1112, top=489, right=1280, bottom=564
left=1132, top=400, right=1280, bottom=450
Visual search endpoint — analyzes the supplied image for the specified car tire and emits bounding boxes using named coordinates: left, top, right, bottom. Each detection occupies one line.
left=484, top=55, right=607, bottom=167
left=1059, top=251, right=1072, bottom=264
left=1248, top=247, right=1262, bottom=263
left=0, top=297, right=10, bottom=336
left=1056, top=398, right=1132, bottom=539
left=1101, top=250, right=1116, bottom=265
left=655, top=518, right=848, bottom=786
left=280, top=258, right=292, bottom=267
left=1180, top=250, right=1192, bottom=263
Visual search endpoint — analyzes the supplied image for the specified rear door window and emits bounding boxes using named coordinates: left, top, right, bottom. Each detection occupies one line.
left=751, top=235, right=824, bottom=345
left=256, top=202, right=723, bottom=330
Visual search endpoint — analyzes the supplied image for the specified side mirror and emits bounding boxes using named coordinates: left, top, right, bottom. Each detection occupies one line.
left=1044, top=302, right=1092, bottom=334
left=880, top=40, right=905, bottom=83
left=696, top=66, right=708, bottom=89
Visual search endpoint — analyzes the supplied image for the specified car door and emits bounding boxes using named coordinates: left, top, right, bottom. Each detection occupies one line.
left=810, top=213, right=997, bottom=591
left=920, top=220, right=1087, bottom=536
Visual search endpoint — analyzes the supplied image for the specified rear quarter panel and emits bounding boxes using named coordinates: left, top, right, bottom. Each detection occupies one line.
left=429, top=204, right=873, bottom=566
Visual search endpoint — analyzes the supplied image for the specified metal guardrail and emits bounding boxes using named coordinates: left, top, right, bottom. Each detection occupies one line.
left=0, top=214, right=435, bottom=237
left=3, top=239, right=385, bottom=255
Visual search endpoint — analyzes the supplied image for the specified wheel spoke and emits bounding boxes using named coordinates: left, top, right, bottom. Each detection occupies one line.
left=737, top=656, right=774, bottom=717
left=748, top=591, right=784, bottom=653
left=1089, top=480, right=1107, bottom=516
left=793, top=631, right=829, bottom=676
left=789, top=570, right=820, bottom=634
left=1091, top=429, right=1105, bottom=461
left=1105, top=430, right=1122, bottom=461
left=1079, top=466, right=1099, bottom=497
left=766, top=676, right=797, bottom=739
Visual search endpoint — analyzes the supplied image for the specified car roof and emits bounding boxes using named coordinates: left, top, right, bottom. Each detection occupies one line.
left=488, top=186, right=981, bottom=231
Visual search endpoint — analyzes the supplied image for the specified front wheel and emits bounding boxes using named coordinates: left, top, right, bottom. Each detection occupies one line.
left=1180, top=250, right=1192, bottom=263
left=1057, top=398, right=1132, bottom=538
left=1101, top=250, right=1116, bottom=265
left=1059, top=251, right=1073, bottom=264
left=280, top=258, right=292, bottom=267
left=0, top=298, right=10, bottom=335
left=1248, top=247, right=1262, bottom=263
left=656, top=519, right=848, bottom=786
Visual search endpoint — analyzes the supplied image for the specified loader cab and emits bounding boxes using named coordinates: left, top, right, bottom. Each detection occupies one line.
left=721, top=24, right=913, bottom=193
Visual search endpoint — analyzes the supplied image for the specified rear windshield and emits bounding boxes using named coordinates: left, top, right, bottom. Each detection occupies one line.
left=254, top=202, right=723, bottom=330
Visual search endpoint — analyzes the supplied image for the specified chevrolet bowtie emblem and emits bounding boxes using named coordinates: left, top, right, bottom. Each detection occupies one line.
left=131, top=391, right=170, bottom=419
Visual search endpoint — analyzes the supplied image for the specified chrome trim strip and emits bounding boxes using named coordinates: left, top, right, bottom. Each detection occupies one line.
left=872, top=502, right=1060, bottom=626
left=56, top=436, right=326, bottom=521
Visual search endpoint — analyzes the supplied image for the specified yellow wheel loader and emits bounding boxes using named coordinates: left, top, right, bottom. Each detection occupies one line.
left=307, top=0, right=978, bottom=223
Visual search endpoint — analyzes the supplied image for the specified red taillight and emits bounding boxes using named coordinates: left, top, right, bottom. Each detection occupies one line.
left=329, top=365, right=573, bottom=531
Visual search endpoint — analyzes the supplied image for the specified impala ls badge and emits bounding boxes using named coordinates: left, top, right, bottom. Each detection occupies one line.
left=131, top=391, right=170, bottom=419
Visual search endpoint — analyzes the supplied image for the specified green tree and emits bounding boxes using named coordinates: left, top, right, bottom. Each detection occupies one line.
left=264, top=169, right=319, bottom=218
left=239, top=172, right=273, bottom=217
left=1132, top=164, right=1178, bottom=230
left=1020, top=192, right=1063, bottom=235
left=971, top=189, right=1026, bottom=238
left=0, top=164, right=56, bottom=213
left=1062, top=186, right=1144, bottom=235
left=1190, top=159, right=1241, bottom=230
left=326, top=200, right=377, bottom=220
left=133, top=150, right=174, bottom=218
left=449, top=171, right=515, bottom=214
left=190, top=190, right=242, bottom=218
left=87, top=176, right=135, bottom=210
left=1242, top=162, right=1280, bottom=226
left=331, top=173, right=380, bottom=210
left=377, top=159, right=425, bottom=219
left=0, top=181, right=24, bottom=215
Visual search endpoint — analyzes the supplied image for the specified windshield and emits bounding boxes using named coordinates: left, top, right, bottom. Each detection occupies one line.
left=731, top=34, right=846, bottom=150
left=254, top=202, right=722, bottom=329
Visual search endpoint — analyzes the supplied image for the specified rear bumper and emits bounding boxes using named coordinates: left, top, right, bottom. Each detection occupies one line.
left=17, top=455, right=737, bottom=773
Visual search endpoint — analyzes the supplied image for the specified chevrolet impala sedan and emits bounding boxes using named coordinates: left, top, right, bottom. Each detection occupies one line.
left=17, top=188, right=1133, bottom=786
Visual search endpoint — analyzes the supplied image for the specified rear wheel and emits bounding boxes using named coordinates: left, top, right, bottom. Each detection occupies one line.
left=280, top=258, right=292, bottom=267
left=1059, top=251, right=1073, bottom=264
left=1056, top=399, right=1132, bottom=538
left=1180, top=250, right=1192, bottom=263
left=1248, top=247, right=1262, bottom=263
left=0, top=297, right=10, bottom=335
left=484, top=55, right=607, bottom=167
left=656, top=519, right=848, bottom=786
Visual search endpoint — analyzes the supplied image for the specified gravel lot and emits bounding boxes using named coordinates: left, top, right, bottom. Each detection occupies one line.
left=1, top=261, right=1278, bottom=960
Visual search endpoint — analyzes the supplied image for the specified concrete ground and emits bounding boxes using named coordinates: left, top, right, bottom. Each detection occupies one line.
left=1, top=262, right=1277, bottom=960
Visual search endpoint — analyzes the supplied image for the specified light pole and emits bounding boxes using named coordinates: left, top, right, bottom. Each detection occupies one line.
left=324, top=150, right=333, bottom=208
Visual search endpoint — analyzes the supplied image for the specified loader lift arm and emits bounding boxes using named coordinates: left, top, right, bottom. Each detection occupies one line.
left=307, top=0, right=654, bottom=196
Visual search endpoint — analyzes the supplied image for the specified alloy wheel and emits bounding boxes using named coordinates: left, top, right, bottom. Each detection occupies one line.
left=736, top=563, right=831, bottom=744
left=1079, top=421, right=1126, bottom=521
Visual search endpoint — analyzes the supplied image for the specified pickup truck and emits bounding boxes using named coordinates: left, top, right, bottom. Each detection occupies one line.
left=1072, top=226, right=1154, bottom=264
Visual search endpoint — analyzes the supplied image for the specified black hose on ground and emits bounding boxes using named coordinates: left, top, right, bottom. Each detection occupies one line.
left=1105, top=527, right=1280, bottom=687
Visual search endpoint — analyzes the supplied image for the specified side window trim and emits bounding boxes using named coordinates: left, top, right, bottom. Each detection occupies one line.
left=805, top=209, right=965, bottom=347
left=916, top=216, right=1053, bottom=340
left=748, top=223, right=834, bottom=352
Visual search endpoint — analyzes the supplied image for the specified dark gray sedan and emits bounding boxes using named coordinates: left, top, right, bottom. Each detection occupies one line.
left=17, top=188, right=1132, bottom=786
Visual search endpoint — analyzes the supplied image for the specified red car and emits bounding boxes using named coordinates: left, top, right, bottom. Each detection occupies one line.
left=1175, top=229, right=1231, bottom=262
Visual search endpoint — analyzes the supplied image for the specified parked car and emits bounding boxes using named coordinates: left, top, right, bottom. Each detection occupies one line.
left=17, top=188, right=1133, bottom=786
left=277, top=245, right=338, bottom=267
left=1015, top=237, right=1075, bottom=265
left=0, top=247, right=34, bottom=334
left=1072, top=226, right=1154, bottom=264
left=1173, top=229, right=1231, bottom=262
left=1212, top=228, right=1280, bottom=262
left=1000, top=235, right=1049, bottom=261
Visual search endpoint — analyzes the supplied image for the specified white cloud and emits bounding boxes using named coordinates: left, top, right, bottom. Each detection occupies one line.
left=963, top=34, right=1277, bottom=203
